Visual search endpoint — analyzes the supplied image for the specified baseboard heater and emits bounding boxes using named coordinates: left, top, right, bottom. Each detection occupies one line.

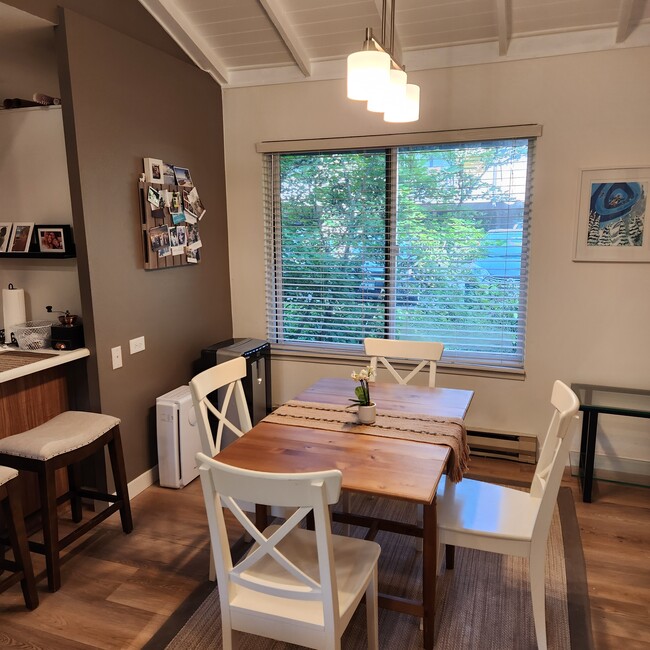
left=467, top=429, right=537, bottom=464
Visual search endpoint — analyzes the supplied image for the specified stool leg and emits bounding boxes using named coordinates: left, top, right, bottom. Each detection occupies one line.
left=3, top=479, right=39, bottom=609
left=67, top=462, right=83, bottom=523
left=107, top=426, right=133, bottom=534
left=38, top=464, right=61, bottom=592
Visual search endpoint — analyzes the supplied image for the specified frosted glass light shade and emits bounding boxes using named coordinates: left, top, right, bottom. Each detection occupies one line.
left=367, top=68, right=407, bottom=113
left=347, top=50, right=391, bottom=101
left=384, top=83, right=420, bottom=123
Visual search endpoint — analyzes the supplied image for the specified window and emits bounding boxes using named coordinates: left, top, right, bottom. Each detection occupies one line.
left=264, top=136, right=534, bottom=370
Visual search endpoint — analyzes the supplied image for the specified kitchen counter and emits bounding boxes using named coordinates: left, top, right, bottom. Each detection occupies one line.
left=0, top=346, right=89, bottom=384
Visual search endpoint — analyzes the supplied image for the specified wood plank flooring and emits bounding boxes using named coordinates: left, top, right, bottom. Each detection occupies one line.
left=0, top=456, right=648, bottom=649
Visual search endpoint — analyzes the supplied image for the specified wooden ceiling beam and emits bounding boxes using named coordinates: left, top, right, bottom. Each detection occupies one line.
left=259, top=0, right=312, bottom=77
left=137, top=0, right=229, bottom=85
left=496, top=0, right=512, bottom=56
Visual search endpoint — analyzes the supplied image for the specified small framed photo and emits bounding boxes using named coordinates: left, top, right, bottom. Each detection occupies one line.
left=574, top=167, right=649, bottom=262
left=144, top=157, right=164, bottom=184
left=37, top=226, right=66, bottom=253
left=183, top=186, right=206, bottom=220
left=8, top=223, right=34, bottom=253
left=173, top=166, right=193, bottom=187
left=149, top=224, right=170, bottom=257
left=0, top=223, right=12, bottom=253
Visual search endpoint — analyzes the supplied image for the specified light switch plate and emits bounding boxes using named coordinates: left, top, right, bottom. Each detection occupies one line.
left=129, top=336, right=145, bottom=354
left=111, top=346, right=123, bottom=369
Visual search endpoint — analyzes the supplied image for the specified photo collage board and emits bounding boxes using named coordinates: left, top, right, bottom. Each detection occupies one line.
left=139, top=158, right=206, bottom=270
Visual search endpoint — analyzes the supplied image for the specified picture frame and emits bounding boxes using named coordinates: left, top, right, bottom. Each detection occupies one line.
left=8, top=222, right=34, bottom=253
left=574, top=167, right=649, bottom=262
left=144, top=157, right=164, bottom=184
left=37, top=226, right=68, bottom=253
left=0, top=223, right=12, bottom=253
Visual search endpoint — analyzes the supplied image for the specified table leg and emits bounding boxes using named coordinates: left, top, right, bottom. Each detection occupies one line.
left=422, top=499, right=436, bottom=650
left=582, top=412, right=599, bottom=503
left=578, top=410, right=589, bottom=477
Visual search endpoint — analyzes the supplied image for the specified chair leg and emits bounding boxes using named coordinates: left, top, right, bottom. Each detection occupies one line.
left=107, top=426, right=133, bottom=534
left=67, top=462, right=83, bottom=523
left=3, top=479, right=38, bottom=609
left=366, top=564, right=379, bottom=650
left=529, top=545, right=547, bottom=650
left=38, top=464, right=61, bottom=592
left=446, top=544, right=455, bottom=570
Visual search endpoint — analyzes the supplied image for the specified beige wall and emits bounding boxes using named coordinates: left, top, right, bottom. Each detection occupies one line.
left=223, top=47, right=650, bottom=470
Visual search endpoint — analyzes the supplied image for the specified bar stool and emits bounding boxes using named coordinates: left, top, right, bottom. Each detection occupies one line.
left=0, top=465, right=38, bottom=609
left=0, top=412, right=133, bottom=592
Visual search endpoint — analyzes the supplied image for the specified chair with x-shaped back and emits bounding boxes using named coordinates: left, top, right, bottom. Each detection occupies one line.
left=190, top=356, right=252, bottom=458
left=364, top=338, right=444, bottom=387
left=190, top=356, right=253, bottom=580
left=197, top=453, right=380, bottom=650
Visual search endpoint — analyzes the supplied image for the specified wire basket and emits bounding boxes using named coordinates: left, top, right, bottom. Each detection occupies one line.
left=14, top=320, right=54, bottom=350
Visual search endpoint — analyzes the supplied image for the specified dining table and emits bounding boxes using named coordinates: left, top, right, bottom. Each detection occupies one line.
left=215, top=377, right=474, bottom=649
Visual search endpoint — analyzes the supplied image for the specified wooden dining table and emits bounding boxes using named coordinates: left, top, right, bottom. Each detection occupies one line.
left=215, top=377, right=474, bottom=649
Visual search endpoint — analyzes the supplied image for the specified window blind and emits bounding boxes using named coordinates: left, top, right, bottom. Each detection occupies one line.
left=264, top=136, right=535, bottom=370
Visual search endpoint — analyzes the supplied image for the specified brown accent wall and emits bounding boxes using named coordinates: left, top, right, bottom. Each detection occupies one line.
left=56, top=8, right=232, bottom=480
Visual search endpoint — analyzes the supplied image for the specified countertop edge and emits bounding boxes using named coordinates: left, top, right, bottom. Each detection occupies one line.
left=0, top=348, right=90, bottom=384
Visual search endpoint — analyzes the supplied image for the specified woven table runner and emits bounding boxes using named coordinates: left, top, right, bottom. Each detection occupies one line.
left=263, top=400, right=470, bottom=482
left=0, top=350, right=57, bottom=372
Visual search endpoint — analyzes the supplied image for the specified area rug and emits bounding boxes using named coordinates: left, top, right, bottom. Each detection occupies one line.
left=145, top=487, right=592, bottom=649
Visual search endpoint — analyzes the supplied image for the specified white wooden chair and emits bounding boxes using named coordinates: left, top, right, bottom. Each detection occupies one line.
left=197, top=453, right=380, bottom=650
left=364, top=338, right=444, bottom=387
left=189, top=356, right=252, bottom=457
left=436, top=380, right=580, bottom=650
left=190, top=356, right=253, bottom=581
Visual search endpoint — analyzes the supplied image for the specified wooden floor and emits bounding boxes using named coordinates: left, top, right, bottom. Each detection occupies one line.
left=0, top=456, right=648, bottom=649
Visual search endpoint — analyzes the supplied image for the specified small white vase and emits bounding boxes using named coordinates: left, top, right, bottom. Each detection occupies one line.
left=357, top=402, right=376, bottom=425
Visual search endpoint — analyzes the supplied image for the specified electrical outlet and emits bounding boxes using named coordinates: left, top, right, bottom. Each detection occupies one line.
left=111, top=346, right=123, bottom=369
left=129, top=336, right=145, bottom=354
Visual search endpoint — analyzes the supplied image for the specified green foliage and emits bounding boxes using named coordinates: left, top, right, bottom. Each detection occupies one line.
left=273, top=141, right=529, bottom=358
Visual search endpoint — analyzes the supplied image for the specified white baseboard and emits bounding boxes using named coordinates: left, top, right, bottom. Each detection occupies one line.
left=127, top=465, right=159, bottom=499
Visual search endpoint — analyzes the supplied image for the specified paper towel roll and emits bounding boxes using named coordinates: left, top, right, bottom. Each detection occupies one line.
left=3, top=285, right=26, bottom=340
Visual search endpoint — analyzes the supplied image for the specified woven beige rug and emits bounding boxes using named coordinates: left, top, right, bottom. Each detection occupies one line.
left=149, top=487, right=591, bottom=649
left=263, top=400, right=469, bottom=482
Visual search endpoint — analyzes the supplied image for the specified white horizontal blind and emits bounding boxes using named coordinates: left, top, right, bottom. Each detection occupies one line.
left=264, top=137, right=535, bottom=369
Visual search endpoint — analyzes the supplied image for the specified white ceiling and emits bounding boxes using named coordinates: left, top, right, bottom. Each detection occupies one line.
left=139, top=0, right=650, bottom=87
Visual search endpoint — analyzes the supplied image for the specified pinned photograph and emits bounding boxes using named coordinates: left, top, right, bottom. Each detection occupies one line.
left=170, top=191, right=182, bottom=214
left=176, top=225, right=187, bottom=247
left=173, top=166, right=193, bottom=187
left=172, top=211, right=186, bottom=225
left=149, top=224, right=170, bottom=257
left=162, top=161, right=176, bottom=185
left=169, top=226, right=185, bottom=256
left=8, top=223, right=34, bottom=253
left=186, top=247, right=200, bottom=264
left=38, top=227, right=66, bottom=252
left=0, top=223, right=12, bottom=253
left=144, top=157, right=164, bottom=184
left=183, top=186, right=206, bottom=220
left=147, top=185, right=163, bottom=209
left=186, top=222, right=202, bottom=250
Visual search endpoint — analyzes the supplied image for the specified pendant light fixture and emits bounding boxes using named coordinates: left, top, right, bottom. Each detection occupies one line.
left=346, top=0, right=419, bottom=123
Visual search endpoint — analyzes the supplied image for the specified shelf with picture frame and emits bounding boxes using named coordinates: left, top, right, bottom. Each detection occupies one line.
left=138, top=181, right=201, bottom=270
left=0, top=223, right=76, bottom=259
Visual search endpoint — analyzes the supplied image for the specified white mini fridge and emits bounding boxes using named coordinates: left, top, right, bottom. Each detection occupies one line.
left=156, top=385, right=202, bottom=488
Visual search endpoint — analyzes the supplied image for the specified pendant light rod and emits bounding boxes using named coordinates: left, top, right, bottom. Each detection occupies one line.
left=362, top=28, right=404, bottom=71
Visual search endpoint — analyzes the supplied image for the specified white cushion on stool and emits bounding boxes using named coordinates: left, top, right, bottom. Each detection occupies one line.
left=0, top=412, right=121, bottom=461
left=0, top=465, right=19, bottom=487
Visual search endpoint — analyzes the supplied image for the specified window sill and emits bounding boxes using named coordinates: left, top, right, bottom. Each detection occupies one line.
left=269, top=344, right=526, bottom=381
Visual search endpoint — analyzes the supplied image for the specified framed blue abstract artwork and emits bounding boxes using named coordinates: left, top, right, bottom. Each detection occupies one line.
left=574, top=167, right=649, bottom=262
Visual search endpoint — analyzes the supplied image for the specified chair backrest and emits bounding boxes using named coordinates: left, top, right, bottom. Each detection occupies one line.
left=196, top=453, right=343, bottom=629
left=189, top=356, right=252, bottom=457
left=364, top=338, right=444, bottom=388
left=530, top=380, right=580, bottom=540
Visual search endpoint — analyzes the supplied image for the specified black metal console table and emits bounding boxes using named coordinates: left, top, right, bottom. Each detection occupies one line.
left=571, top=383, right=650, bottom=502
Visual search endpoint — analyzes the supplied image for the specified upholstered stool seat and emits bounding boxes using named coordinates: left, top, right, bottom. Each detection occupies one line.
left=0, top=465, right=38, bottom=609
left=0, top=411, right=133, bottom=592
